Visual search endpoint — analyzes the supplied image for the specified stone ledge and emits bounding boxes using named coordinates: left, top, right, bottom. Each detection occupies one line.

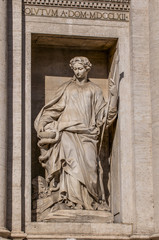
left=130, top=235, right=150, bottom=240
left=8, top=225, right=159, bottom=240
left=27, top=236, right=131, bottom=240
left=150, top=233, right=159, bottom=240
left=11, top=231, right=27, bottom=240
left=26, top=222, right=132, bottom=237
left=25, top=234, right=159, bottom=240
left=43, top=210, right=113, bottom=223
left=0, top=228, right=10, bottom=238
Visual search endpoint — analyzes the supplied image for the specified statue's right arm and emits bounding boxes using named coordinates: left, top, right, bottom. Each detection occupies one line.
left=36, top=86, right=69, bottom=136
left=37, top=114, right=55, bottom=137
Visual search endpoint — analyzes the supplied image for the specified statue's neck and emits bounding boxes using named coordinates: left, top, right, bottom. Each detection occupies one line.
left=74, top=75, right=88, bottom=85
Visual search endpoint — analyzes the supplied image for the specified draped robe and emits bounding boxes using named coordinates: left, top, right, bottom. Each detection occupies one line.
left=34, top=78, right=117, bottom=210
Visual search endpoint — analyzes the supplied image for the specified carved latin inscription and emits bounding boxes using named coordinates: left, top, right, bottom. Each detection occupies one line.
left=24, top=6, right=129, bottom=21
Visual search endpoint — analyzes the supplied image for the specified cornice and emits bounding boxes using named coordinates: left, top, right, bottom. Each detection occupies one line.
left=24, top=0, right=130, bottom=12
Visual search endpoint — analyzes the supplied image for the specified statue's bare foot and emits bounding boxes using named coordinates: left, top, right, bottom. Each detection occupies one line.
left=97, top=201, right=110, bottom=211
left=74, top=204, right=83, bottom=210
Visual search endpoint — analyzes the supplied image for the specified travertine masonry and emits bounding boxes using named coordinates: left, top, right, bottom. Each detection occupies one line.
left=149, top=0, right=159, bottom=234
left=10, top=0, right=26, bottom=239
left=130, top=0, right=154, bottom=235
left=0, top=0, right=8, bottom=238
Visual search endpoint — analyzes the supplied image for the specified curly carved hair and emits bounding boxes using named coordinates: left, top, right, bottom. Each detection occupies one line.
left=69, top=56, right=92, bottom=71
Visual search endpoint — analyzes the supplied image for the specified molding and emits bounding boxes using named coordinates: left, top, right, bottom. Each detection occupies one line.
left=130, top=235, right=150, bottom=240
left=27, top=235, right=130, bottom=240
left=24, top=0, right=130, bottom=22
left=0, top=228, right=10, bottom=238
left=150, top=233, right=159, bottom=239
left=11, top=231, right=27, bottom=240
left=7, top=230, right=159, bottom=240
left=18, top=233, right=159, bottom=240
left=24, top=0, right=130, bottom=12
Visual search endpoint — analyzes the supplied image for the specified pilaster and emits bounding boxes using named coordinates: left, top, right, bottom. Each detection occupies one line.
left=11, top=0, right=26, bottom=239
left=149, top=0, right=159, bottom=234
left=0, top=0, right=10, bottom=238
left=130, top=0, right=154, bottom=235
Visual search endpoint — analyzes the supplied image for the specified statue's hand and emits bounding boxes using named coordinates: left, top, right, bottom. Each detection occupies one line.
left=109, top=78, right=118, bottom=96
left=37, top=123, right=46, bottom=138
left=38, top=125, right=44, bottom=133
left=38, top=129, right=60, bottom=148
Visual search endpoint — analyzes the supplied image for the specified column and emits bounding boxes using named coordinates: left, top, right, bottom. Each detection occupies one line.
left=130, top=0, right=154, bottom=237
left=11, top=0, right=26, bottom=239
left=0, top=0, right=10, bottom=238
left=149, top=0, right=159, bottom=237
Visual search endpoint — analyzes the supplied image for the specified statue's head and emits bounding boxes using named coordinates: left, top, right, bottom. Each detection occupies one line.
left=70, top=56, right=92, bottom=80
left=70, top=56, right=92, bottom=71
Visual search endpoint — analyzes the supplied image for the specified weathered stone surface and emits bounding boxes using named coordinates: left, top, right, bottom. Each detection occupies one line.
left=26, top=222, right=132, bottom=237
left=44, top=210, right=113, bottom=223
left=130, top=0, right=154, bottom=234
left=0, top=0, right=9, bottom=237
left=149, top=0, right=159, bottom=234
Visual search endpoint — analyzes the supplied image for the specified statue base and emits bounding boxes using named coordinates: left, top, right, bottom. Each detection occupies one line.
left=43, top=210, right=114, bottom=223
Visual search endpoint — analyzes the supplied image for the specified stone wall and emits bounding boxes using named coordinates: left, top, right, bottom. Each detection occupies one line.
left=130, top=0, right=154, bottom=235
left=149, top=0, right=159, bottom=234
left=0, top=0, right=8, bottom=237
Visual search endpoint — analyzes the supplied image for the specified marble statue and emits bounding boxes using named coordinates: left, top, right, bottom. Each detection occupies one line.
left=33, top=56, right=118, bottom=220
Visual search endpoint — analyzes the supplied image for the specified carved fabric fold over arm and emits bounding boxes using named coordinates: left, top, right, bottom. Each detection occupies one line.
left=95, top=87, right=107, bottom=128
left=37, top=92, right=67, bottom=135
left=107, top=106, right=117, bottom=127
left=106, top=81, right=118, bottom=127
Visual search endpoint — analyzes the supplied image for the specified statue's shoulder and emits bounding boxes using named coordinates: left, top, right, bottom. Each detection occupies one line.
left=88, top=80, right=103, bottom=94
left=60, top=79, right=72, bottom=87
left=57, top=79, right=73, bottom=92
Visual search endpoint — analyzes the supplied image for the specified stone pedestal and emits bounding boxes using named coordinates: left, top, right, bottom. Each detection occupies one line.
left=26, top=222, right=132, bottom=240
left=44, top=210, right=113, bottom=223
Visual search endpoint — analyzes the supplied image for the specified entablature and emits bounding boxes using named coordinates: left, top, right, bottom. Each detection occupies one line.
left=24, top=0, right=130, bottom=12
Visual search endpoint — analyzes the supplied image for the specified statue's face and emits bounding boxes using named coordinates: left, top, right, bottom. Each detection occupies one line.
left=73, top=62, right=88, bottom=80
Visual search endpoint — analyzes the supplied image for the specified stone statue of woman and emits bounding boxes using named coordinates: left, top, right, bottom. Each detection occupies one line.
left=34, top=56, right=118, bottom=214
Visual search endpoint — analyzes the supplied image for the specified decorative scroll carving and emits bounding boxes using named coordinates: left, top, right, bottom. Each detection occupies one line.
left=24, top=0, right=130, bottom=12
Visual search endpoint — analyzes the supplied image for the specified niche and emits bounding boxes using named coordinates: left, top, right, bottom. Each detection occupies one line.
left=31, top=34, right=119, bottom=221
